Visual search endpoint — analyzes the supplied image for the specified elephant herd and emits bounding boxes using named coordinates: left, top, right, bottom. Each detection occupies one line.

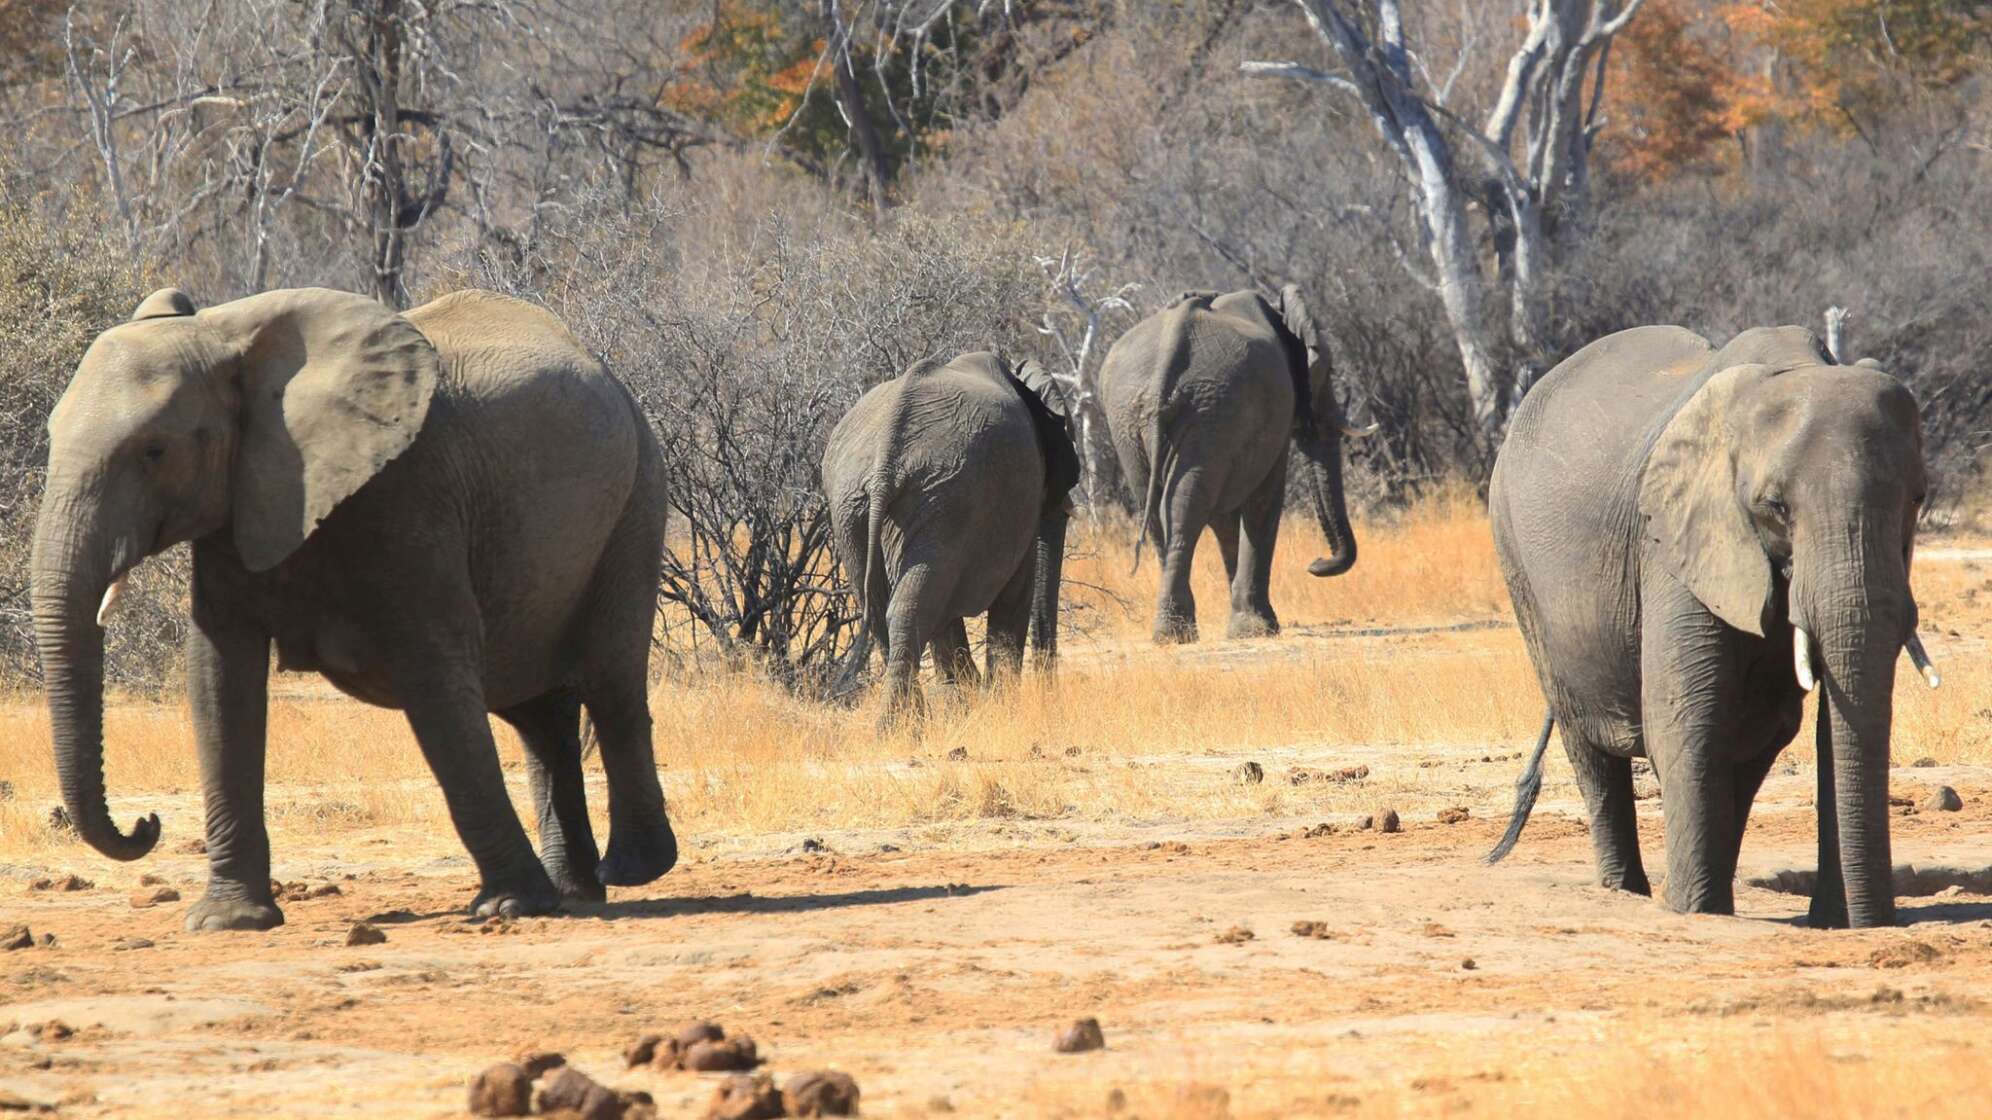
left=28, top=282, right=1940, bottom=934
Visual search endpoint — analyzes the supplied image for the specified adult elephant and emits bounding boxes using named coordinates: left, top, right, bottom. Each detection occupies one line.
left=33, top=287, right=677, bottom=931
left=823, top=352, right=1079, bottom=720
left=1097, top=286, right=1370, bottom=643
left=1486, top=324, right=1938, bottom=929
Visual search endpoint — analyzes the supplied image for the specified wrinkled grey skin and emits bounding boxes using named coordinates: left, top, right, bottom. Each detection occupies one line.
left=1096, top=286, right=1359, bottom=643
left=32, top=287, right=676, bottom=932
left=823, top=351, right=1079, bottom=721
left=1489, top=324, right=1926, bottom=929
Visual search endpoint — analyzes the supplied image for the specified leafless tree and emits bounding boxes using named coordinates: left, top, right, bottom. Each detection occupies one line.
left=1034, top=246, right=1138, bottom=521
left=1244, top=0, right=1645, bottom=437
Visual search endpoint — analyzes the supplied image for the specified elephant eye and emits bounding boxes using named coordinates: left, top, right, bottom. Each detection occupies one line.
left=1764, top=497, right=1789, bottom=520
left=141, top=443, right=166, bottom=465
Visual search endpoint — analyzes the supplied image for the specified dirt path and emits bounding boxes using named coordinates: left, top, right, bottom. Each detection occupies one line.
left=9, top=779, right=1992, bottom=1118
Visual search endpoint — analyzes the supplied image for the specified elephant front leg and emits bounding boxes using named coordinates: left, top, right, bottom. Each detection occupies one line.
left=1642, top=569, right=1746, bottom=916
left=184, top=601, right=283, bottom=933
left=496, top=691, right=604, bottom=903
left=398, top=653, right=560, bottom=919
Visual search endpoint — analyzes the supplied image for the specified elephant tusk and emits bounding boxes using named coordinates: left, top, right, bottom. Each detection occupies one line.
left=1793, top=626, right=1817, bottom=692
left=1340, top=421, right=1381, bottom=439
left=1905, top=631, right=1941, bottom=689
left=96, top=575, right=127, bottom=629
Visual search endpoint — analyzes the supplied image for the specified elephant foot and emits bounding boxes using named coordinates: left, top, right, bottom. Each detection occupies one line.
left=470, top=870, right=563, bottom=920
left=1225, top=611, right=1280, bottom=640
left=1152, top=616, right=1198, bottom=645
left=542, top=854, right=608, bottom=903
left=1805, top=891, right=1849, bottom=929
left=185, top=891, right=285, bottom=933
left=1599, top=871, right=1652, bottom=897
left=598, top=816, right=679, bottom=887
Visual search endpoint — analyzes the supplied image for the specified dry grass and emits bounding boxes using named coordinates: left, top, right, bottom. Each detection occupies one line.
left=2, top=488, right=1988, bottom=858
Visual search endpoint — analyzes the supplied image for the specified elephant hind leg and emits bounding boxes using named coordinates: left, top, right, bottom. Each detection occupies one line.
left=495, top=688, right=604, bottom=903
left=931, top=618, right=981, bottom=689
left=880, top=560, right=949, bottom=727
left=1228, top=460, right=1285, bottom=640
left=1564, top=735, right=1651, bottom=896
left=985, top=553, right=1035, bottom=683
left=1153, top=466, right=1214, bottom=644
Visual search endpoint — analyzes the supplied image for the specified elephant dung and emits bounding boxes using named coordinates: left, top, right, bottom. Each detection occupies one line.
left=1232, top=761, right=1265, bottom=785
left=706, top=1073, right=783, bottom=1120
left=1923, top=785, right=1964, bottom=812
left=1436, top=807, right=1470, bottom=824
left=514, top=1050, right=566, bottom=1078
left=536, top=1067, right=625, bottom=1120
left=683, top=1035, right=760, bottom=1072
left=1374, top=808, right=1402, bottom=834
left=27, top=874, right=92, bottom=892
left=344, top=922, right=387, bottom=946
left=2, top=924, right=32, bottom=951
left=468, top=1063, right=534, bottom=1117
left=1054, top=1017, right=1106, bottom=1053
left=784, top=1071, right=861, bottom=1117
left=128, top=886, right=180, bottom=908
left=623, top=1033, right=664, bottom=1068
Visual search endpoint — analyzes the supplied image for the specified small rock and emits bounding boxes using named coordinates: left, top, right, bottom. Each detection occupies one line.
left=784, top=1070, right=861, bottom=1117
left=28, top=874, right=91, bottom=892
left=945, top=746, right=969, bottom=762
left=140, top=873, right=167, bottom=886
left=1301, top=823, right=1337, bottom=839
left=0, top=1088, right=56, bottom=1114
left=683, top=1035, right=760, bottom=1072
left=625, top=1033, right=664, bottom=1068
left=1291, top=920, right=1334, bottom=940
left=1355, top=814, right=1375, bottom=830
left=1142, top=840, right=1161, bottom=850
left=1436, top=807, right=1470, bottom=824
left=928, top=1094, right=958, bottom=1113
left=1233, top=761, right=1264, bottom=785
left=1331, top=764, right=1370, bottom=782
left=515, top=1050, right=566, bottom=1078
left=1054, top=1017, right=1106, bottom=1053
left=111, top=937, right=154, bottom=951
left=2, top=924, right=32, bottom=951
left=37, top=933, right=56, bottom=949
left=1925, top=786, right=1963, bottom=812
left=129, top=886, right=180, bottom=908
left=706, top=1073, right=784, bottom=1120
left=468, top=1063, right=534, bottom=1117
left=1105, top=1087, right=1128, bottom=1112
left=1461, top=958, right=1478, bottom=971
left=1912, top=757, right=1939, bottom=768
left=1375, top=808, right=1402, bottom=834
left=345, top=922, right=387, bottom=947
left=538, top=1067, right=624, bottom=1120
left=1422, top=923, right=1455, bottom=938
left=1214, top=925, right=1254, bottom=944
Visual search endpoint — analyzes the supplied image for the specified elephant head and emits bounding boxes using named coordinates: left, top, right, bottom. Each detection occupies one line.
left=31, top=287, right=438, bottom=861
left=1268, top=284, right=1368, bottom=578
left=1011, top=358, right=1081, bottom=668
left=1638, top=327, right=1929, bottom=927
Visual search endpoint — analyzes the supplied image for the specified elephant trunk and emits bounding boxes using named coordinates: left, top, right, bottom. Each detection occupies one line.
left=1029, top=510, right=1069, bottom=670
left=1297, top=422, right=1357, bottom=578
left=30, top=498, right=161, bottom=862
left=1798, top=531, right=1904, bottom=929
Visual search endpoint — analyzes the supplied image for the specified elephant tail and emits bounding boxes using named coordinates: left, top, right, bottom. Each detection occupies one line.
left=1130, top=411, right=1166, bottom=576
left=1484, top=711, right=1555, bottom=865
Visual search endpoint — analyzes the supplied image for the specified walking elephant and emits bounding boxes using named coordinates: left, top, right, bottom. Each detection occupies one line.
left=1487, top=324, right=1938, bottom=928
left=823, top=351, right=1079, bottom=721
left=1097, top=286, right=1370, bottom=643
left=33, top=287, right=677, bottom=931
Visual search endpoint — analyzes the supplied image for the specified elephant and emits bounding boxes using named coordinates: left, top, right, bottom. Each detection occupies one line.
left=1096, top=286, right=1370, bottom=644
left=1486, top=324, right=1938, bottom=929
left=822, top=351, right=1079, bottom=720
left=32, top=286, right=678, bottom=931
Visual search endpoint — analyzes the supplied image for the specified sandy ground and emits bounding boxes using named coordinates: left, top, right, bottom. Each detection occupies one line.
left=8, top=738, right=1992, bottom=1118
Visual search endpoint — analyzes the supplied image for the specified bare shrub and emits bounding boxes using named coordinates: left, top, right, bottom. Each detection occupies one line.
left=461, top=181, right=1041, bottom=691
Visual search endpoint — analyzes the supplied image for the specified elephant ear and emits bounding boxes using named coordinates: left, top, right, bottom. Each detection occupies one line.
left=1005, top=358, right=1080, bottom=507
left=132, top=288, right=197, bottom=320
left=200, top=288, right=440, bottom=572
left=1270, top=284, right=1320, bottom=435
left=1637, top=363, right=1777, bottom=637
